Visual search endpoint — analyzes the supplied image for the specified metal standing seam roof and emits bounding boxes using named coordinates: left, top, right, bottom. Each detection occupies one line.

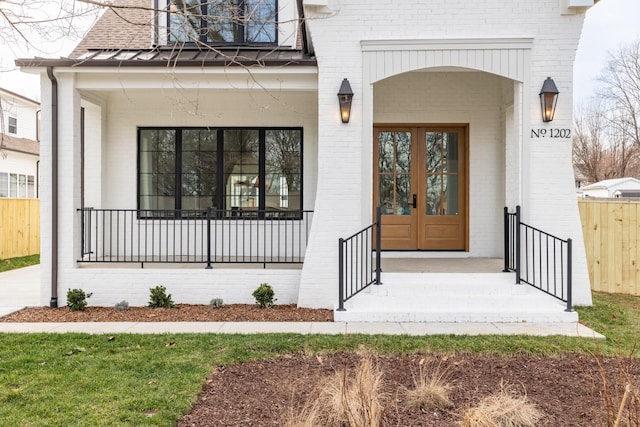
left=16, top=48, right=317, bottom=68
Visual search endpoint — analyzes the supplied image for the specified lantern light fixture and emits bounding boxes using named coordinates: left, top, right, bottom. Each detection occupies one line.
left=337, top=78, right=354, bottom=123
left=539, top=77, right=559, bottom=122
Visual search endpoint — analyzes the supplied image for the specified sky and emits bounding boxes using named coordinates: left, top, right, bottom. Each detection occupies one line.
left=0, top=0, right=638, bottom=104
left=573, top=0, right=640, bottom=107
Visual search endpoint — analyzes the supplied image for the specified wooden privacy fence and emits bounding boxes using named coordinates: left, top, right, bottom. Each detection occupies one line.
left=0, top=199, right=40, bottom=259
left=578, top=199, right=640, bottom=295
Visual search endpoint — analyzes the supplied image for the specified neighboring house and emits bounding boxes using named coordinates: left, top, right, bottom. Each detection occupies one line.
left=580, top=177, right=640, bottom=198
left=574, top=168, right=588, bottom=191
left=17, top=0, right=596, bottom=317
left=0, top=88, right=39, bottom=198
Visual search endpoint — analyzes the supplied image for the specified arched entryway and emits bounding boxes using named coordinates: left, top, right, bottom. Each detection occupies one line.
left=362, top=39, right=532, bottom=255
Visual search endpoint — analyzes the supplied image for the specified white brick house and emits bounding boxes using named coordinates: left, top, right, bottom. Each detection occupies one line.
left=17, top=0, right=595, bottom=319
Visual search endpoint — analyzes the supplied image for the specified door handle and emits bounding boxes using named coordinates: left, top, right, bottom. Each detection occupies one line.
left=412, top=194, right=417, bottom=209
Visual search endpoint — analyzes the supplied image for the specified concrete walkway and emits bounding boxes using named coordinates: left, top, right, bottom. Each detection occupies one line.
left=0, top=265, right=605, bottom=338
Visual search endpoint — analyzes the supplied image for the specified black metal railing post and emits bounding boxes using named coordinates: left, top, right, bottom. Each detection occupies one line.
left=515, top=205, right=521, bottom=284
left=565, top=238, right=573, bottom=312
left=205, top=207, right=212, bottom=269
left=503, top=206, right=510, bottom=272
left=338, top=238, right=345, bottom=311
left=375, top=206, right=382, bottom=285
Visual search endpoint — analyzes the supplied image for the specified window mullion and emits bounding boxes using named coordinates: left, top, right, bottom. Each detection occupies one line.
left=200, top=0, right=207, bottom=43
left=258, top=129, right=266, bottom=217
left=238, top=0, right=245, bottom=43
left=216, top=129, right=225, bottom=217
left=175, top=130, right=183, bottom=214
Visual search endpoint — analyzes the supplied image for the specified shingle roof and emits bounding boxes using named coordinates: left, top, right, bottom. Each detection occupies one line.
left=0, top=134, right=39, bottom=156
left=70, top=0, right=152, bottom=59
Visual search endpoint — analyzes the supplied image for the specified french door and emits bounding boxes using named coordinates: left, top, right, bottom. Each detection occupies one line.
left=374, top=126, right=468, bottom=250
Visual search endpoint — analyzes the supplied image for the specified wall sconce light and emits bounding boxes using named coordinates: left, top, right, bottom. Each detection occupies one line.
left=539, top=77, right=559, bottom=122
left=337, top=78, right=354, bottom=123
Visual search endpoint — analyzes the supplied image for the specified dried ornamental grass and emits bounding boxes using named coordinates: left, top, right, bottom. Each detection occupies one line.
left=318, top=355, right=387, bottom=427
left=460, top=382, right=542, bottom=427
left=404, top=357, right=454, bottom=411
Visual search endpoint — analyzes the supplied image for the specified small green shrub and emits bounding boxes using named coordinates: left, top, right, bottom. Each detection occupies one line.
left=252, top=283, right=276, bottom=308
left=210, top=298, right=224, bottom=308
left=66, top=288, right=92, bottom=312
left=148, top=285, right=176, bottom=309
left=115, top=300, right=129, bottom=311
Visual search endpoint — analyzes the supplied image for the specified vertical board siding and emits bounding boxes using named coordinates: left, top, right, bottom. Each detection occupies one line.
left=579, top=199, right=640, bottom=295
left=365, top=45, right=528, bottom=85
left=0, top=199, right=40, bottom=259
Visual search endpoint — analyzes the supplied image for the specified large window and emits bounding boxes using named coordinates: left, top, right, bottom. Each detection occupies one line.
left=168, top=0, right=277, bottom=44
left=138, top=127, right=302, bottom=216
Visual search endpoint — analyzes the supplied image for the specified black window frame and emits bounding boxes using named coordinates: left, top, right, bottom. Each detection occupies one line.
left=166, top=0, right=279, bottom=46
left=137, top=126, right=303, bottom=219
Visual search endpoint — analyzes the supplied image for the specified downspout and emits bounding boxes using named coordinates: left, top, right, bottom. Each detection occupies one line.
left=46, top=67, right=58, bottom=308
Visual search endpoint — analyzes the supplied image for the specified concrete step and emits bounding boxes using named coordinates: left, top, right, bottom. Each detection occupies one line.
left=335, top=272, right=577, bottom=323
left=368, top=272, right=524, bottom=297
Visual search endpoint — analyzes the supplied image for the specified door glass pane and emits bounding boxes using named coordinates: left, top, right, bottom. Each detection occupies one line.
left=444, top=174, right=459, bottom=215
left=378, top=132, right=394, bottom=173
left=443, top=132, right=459, bottom=173
left=425, top=132, right=442, bottom=174
left=379, top=175, right=394, bottom=215
left=426, top=174, right=441, bottom=216
left=223, top=130, right=259, bottom=211
left=396, top=133, right=411, bottom=173
left=378, top=131, right=412, bottom=215
left=396, top=174, right=411, bottom=215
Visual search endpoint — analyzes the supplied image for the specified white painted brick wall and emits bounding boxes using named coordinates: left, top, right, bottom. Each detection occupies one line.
left=298, top=0, right=592, bottom=307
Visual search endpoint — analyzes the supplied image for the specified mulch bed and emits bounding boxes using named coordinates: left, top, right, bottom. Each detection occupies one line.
left=179, top=352, right=640, bottom=426
left=0, top=304, right=333, bottom=322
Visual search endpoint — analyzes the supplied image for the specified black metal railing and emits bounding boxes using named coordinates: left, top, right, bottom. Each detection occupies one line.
left=504, top=205, right=572, bottom=311
left=337, top=207, right=382, bottom=311
left=78, top=208, right=313, bottom=267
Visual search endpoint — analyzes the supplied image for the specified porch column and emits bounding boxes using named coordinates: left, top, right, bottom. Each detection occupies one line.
left=39, top=72, right=82, bottom=307
left=297, top=75, right=364, bottom=309
left=504, top=81, right=523, bottom=208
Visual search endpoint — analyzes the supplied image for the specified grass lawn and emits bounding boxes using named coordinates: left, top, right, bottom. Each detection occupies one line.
left=0, top=291, right=637, bottom=426
left=0, top=254, right=39, bottom=273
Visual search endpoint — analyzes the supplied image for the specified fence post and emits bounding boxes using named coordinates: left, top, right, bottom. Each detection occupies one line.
left=515, top=205, right=521, bottom=284
left=503, top=206, right=510, bottom=272
left=338, top=238, right=346, bottom=311
left=565, top=238, right=573, bottom=312
left=205, top=207, right=212, bottom=269
left=375, top=206, right=382, bottom=285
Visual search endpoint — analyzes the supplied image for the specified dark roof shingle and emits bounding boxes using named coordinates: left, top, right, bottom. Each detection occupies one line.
left=70, top=0, right=152, bottom=58
left=1, top=134, right=39, bottom=156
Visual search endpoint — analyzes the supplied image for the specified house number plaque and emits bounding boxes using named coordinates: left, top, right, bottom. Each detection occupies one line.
left=530, top=129, right=572, bottom=139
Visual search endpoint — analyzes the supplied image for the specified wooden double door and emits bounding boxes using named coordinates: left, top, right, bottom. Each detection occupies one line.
left=374, top=126, right=468, bottom=250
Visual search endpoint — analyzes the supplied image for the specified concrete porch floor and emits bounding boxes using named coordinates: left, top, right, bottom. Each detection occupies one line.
left=381, top=257, right=505, bottom=273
